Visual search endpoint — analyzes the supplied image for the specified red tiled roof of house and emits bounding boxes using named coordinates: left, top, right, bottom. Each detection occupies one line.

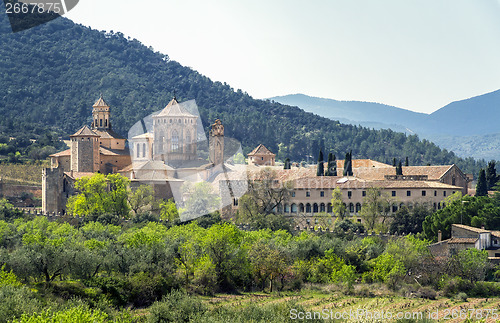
left=248, top=144, right=275, bottom=156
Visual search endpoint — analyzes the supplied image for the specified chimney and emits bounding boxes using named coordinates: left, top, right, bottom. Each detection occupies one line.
left=438, top=230, right=442, bottom=242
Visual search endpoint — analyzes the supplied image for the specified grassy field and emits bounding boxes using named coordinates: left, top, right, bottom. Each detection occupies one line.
left=0, top=161, right=48, bottom=185
left=196, top=287, right=500, bottom=322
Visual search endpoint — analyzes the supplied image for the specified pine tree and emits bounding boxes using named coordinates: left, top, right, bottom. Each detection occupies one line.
left=317, top=150, right=324, bottom=176
left=486, top=160, right=497, bottom=190
left=405, top=157, right=409, bottom=166
left=476, top=169, right=488, bottom=196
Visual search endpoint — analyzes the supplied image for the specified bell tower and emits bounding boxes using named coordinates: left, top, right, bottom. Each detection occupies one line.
left=209, top=119, right=224, bottom=165
left=91, top=94, right=111, bottom=130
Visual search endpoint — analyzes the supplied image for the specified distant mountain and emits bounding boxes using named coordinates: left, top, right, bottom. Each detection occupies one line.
left=270, top=94, right=426, bottom=132
left=271, top=93, right=500, bottom=161
left=0, top=13, right=484, bottom=175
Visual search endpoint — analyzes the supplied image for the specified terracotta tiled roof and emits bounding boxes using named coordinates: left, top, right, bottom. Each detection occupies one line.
left=50, top=149, right=71, bottom=157
left=348, top=165, right=453, bottom=181
left=448, top=237, right=478, bottom=244
left=154, top=98, right=196, bottom=118
left=452, top=224, right=489, bottom=233
left=71, top=126, right=99, bottom=137
left=93, top=95, right=109, bottom=107
left=248, top=144, right=275, bottom=156
left=64, top=171, right=94, bottom=179
left=290, top=177, right=461, bottom=190
left=94, top=129, right=125, bottom=140
left=336, top=159, right=392, bottom=168
left=99, top=147, right=129, bottom=156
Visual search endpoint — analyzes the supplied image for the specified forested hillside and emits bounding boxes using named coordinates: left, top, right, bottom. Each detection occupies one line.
left=0, top=13, right=484, bottom=175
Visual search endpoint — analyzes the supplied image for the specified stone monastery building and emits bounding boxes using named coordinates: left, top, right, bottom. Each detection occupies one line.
left=43, top=95, right=471, bottom=223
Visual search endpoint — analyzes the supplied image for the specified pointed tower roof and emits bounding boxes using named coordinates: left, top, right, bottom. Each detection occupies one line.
left=93, top=94, right=109, bottom=107
left=248, top=144, right=275, bottom=156
left=155, top=97, right=196, bottom=117
left=70, top=125, right=99, bottom=137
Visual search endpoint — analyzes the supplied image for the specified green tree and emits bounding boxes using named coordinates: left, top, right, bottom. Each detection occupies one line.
left=405, top=156, right=409, bottom=166
left=66, top=173, right=130, bottom=217
left=283, top=158, right=291, bottom=170
left=159, top=199, right=179, bottom=222
left=316, top=150, right=324, bottom=176
left=128, top=185, right=154, bottom=215
left=325, top=153, right=336, bottom=176
left=476, top=168, right=488, bottom=196
left=180, top=182, right=221, bottom=221
left=331, top=188, right=347, bottom=220
left=360, top=187, right=391, bottom=232
left=448, top=248, right=490, bottom=284
left=486, top=160, right=497, bottom=190
left=396, top=161, right=403, bottom=175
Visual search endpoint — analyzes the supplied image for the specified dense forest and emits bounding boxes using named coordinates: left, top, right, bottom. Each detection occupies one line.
left=0, top=13, right=485, bottom=175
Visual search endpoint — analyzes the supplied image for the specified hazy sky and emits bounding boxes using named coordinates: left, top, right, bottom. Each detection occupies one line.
left=65, top=0, right=500, bottom=114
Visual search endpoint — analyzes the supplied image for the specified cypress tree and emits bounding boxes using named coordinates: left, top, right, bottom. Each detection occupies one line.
left=393, top=158, right=396, bottom=167
left=396, top=161, right=403, bottom=175
left=284, top=158, right=290, bottom=170
left=325, top=153, right=332, bottom=176
left=405, top=157, right=409, bottom=166
left=317, top=150, right=324, bottom=176
left=347, top=151, right=353, bottom=176
left=343, top=152, right=349, bottom=176
left=486, top=160, right=497, bottom=190
left=476, top=169, right=488, bottom=196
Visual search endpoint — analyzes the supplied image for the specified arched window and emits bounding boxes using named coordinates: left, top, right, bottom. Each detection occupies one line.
left=313, top=203, right=318, bottom=213
left=105, top=119, right=108, bottom=127
left=136, top=143, right=140, bottom=158
left=142, top=143, right=146, bottom=158
left=349, top=203, right=354, bottom=213
left=284, top=204, right=290, bottom=213
left=408, top=202, right=413, bottom=210
left=452, top=176, right=456, bottom=186
left=356, top=203, right=362, bottom=213
left=172, top=130, right=179, bottom=152
left=320, top=203, right=325, bottom=212
left=306, top=203, right=311, bottom=213
left=299, top=203, right=305, bottom=213
left=327, top=203, right=332, bottom=213
left=433, top=202, right=437, bottom=210
left=100, top=119, right=102, bottom=127
left=291, top=204, right=297, bottom=213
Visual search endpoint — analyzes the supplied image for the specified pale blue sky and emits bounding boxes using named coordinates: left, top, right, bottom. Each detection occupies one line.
left=65, top=0, right=500, bottom=113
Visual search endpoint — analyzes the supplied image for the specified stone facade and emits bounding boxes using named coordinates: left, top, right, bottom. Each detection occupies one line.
left=43, top=95, right=131, bottom=215
left=209, top=119, right=224, bottom=165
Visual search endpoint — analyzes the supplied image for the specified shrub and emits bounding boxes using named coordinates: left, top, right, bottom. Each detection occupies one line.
left=416, top=286, right=437, bottom=300
left=147, top=290, right=206, bottom=323
left=456, top=292, right=468, bottom=302
left=13, top=305, right=108, bottom=323
left=0, top=285, right=42, bottom=323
